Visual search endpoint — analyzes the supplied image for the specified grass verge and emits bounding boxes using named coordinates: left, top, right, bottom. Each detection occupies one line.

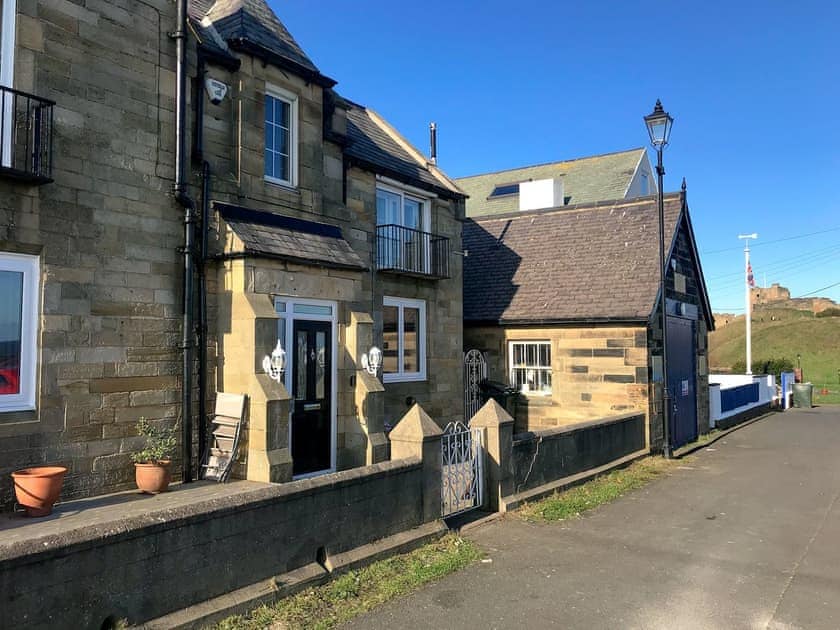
left=518, top=456, right=683, bottom=523
left=212, top=535, right=481, bottom=630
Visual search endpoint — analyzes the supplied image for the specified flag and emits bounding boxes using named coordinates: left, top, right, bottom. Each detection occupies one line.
left=747, top=262, right=755, bottom=288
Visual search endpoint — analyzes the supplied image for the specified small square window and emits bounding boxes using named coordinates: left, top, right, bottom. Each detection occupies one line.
left=0, top=252, right=39, bottom=412
left=508, top=340, right=552, bottom=395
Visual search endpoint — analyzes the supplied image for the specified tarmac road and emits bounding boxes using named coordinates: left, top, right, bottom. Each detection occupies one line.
left=344, top=406, right=840, bottom=629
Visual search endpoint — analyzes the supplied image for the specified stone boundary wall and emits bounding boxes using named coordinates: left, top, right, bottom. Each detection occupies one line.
left=0, top=459, right=425, bottom=629
left=508, top=412, right=646, bottom=495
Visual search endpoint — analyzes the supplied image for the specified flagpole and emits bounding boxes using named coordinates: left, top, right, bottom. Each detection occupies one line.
left=738, top=233, right=758, bottom=374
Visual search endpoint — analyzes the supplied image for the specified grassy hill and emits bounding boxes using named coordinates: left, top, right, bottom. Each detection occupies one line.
left=708, top=308, right=840, bottom=404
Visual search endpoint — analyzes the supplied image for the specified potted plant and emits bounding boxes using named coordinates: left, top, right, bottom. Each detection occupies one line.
left=11, top=466, right=68, bottom=517
left=132, top=417, right=176, bottom=494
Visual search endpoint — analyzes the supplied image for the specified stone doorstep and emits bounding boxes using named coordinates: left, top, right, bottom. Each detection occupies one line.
left=500, top=448, right=650, bottom=513
left=137, top=519, right=448, bottom=630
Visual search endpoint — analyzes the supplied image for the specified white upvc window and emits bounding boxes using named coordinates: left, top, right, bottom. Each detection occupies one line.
left=1, top=0, right=17, bottom=168
left=0, top=252, right=39, bottom=412
left=382, top=296, right=426, bottom=383
left=264, top=84, right=298, bottom=187
left=376, top=182, right=432, bottom=272
left=508, top=340, right=552, bottom=395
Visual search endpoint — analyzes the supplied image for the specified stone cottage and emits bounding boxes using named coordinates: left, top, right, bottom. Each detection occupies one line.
left=0, top=0, right=465, bottom=508
left=461, top=179, right=714, bottom=452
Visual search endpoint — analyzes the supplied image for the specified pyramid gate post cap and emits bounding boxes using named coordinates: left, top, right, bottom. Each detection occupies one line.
left=389, top=403, right=443, bottom=442
left=470, top=398, right=515, bottom=428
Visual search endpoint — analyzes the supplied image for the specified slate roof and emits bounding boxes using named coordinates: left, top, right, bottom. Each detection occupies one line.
left=463, top=194, right=683, bottom=323
left=456, top=148, right=646, bottom=217
left=344, top=102, right=464, bottom=199
left=217, top=203, right=367, bottom=271
left=199, top=0, right=335, bottom=86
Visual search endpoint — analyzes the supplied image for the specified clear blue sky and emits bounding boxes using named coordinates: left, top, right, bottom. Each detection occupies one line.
left=270, top=0, right=840, bottom=312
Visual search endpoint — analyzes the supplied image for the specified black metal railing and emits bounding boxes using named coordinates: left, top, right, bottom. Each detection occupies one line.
left=0, top=86, right=55, bottom=183
left=376, top=224, right=450, bottom=279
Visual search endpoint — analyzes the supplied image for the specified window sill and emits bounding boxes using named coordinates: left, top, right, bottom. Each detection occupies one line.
left=264, top=176, right=299, bottom=192
left=383, top=373, right=427, bottom=384
left=0, top=408, right=38, bottom=426
left=519, top=393, right=554, bottom=405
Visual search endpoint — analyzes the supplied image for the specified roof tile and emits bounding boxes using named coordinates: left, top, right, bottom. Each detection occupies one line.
left=463, top=194, right=683, bottom=323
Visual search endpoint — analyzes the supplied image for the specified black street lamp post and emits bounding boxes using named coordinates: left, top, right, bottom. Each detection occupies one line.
left=644, top=99, right=674, bottom=458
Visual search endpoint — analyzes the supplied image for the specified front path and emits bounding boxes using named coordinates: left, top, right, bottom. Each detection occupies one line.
left=346, top=406, right=840, bottom=629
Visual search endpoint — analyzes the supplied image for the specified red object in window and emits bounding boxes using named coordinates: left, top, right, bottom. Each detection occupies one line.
left=0, top=368, right=20, bottom=394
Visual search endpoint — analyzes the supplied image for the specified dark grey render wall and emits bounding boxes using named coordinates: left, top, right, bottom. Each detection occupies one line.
left=510, top=412, right=645, bottom=494
left=0, top=460, right=424, bottom=629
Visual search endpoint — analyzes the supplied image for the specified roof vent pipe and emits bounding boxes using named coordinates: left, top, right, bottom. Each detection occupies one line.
left=429, top=122, right=437, bottom=165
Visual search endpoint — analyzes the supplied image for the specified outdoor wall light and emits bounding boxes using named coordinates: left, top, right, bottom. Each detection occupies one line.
left=361, top=346, right=382, bottom=376
left=262, top=341, right=286, bottom=384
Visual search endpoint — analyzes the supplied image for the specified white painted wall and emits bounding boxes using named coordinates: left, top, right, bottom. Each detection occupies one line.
left=708, top=374, right=775, bottom=427
left=625, top=151, right=656, bottom=198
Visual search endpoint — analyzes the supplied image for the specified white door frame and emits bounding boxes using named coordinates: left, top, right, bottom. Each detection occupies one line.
left=274, top=296, right=338, bottom=479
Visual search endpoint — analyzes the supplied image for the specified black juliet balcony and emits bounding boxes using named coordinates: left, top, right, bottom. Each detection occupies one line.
left=0, top=86, right=55, bottom=184
left=375, top=224, right=450, bottom=279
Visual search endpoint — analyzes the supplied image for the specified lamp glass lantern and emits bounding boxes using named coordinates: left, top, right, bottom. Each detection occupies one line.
left=644, top=99, right=674, bottom=147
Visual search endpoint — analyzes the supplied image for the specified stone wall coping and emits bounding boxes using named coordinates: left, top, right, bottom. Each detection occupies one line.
left=513, top=411, right=645, bottom=445
left=470, top=399, right=514, bottom=428
left=0, top=458, right=421, bottom=567
left=389, top=404, right=443, bottom=442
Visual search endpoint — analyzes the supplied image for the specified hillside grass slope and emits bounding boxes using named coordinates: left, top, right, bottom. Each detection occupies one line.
left=709, top=308, right=840, bottom=404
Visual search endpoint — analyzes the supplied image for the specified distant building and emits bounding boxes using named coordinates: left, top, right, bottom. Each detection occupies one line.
left=751, top=283, right=838, bottom=314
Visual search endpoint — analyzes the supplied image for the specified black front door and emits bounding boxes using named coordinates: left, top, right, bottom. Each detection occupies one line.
left=667, top=316, right=698, bottom=448
left=291, top=320, right=332, bottom=476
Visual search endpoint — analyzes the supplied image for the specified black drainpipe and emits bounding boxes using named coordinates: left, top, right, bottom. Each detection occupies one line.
left=173, top=0, right=195, bottom=483
left=194, top=53, right=209, bottom=467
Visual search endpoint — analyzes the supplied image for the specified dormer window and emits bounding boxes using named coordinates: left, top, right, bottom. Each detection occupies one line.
left=264, top=85, right=298, bottom=188
left=489, top=183, right=519, bottom=198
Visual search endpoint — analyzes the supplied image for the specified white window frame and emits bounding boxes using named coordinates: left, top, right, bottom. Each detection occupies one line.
left=274, top=297, right=338, bottom=479
left=1, top=0, right=17, bottom=168
left=0, top=252, right=39, bottom=412
left=376, top=181, right=432, bottom=273
left=264, top=84, right=298, bottom=188
left=375, top=181, right=431, bottom=233
left=382, top=296, right=426, bottom=383
left=508, top=340, right=552, bottom=396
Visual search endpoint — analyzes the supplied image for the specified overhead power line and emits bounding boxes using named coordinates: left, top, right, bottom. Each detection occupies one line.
left=707, top=243, right=840, bottom=282
left=795, top=281, right=840, bottom=298
left=700, top=226, right=840, bottom=255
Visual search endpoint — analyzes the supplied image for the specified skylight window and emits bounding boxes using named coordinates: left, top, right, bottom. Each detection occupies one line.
left=489, top=183, right=520, bottom=198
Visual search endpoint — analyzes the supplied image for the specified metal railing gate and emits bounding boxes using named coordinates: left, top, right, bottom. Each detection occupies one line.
left=464, top=349, right=487, bottom=421
left=441, top=421, right=484, bottom=517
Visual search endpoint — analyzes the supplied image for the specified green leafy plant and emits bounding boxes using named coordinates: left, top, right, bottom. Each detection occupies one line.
left=731, top=357, right=794, bottom=380
left=816, top=307, right=840, bottom=318
left=131, top=417, right=177, bottom=464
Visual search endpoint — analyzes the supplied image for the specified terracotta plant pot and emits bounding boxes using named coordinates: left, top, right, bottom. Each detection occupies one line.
left=134, top=461, right=171, bottom=494
left=11, top=466, right=68, bottom=517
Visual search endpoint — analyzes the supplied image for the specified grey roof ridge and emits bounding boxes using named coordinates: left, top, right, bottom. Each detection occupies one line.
left=466, top=191, right=681, bottom=223
left=621, top=149, right=648, bottom=199
left=454, top=147, right=647, bottom=181
left=364, top=108, right=462, bottom=195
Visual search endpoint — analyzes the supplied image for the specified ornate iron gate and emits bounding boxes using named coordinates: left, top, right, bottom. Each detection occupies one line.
left=464, top=349, right=487, bottom=421
left=441, top=421, right=484, bottom=517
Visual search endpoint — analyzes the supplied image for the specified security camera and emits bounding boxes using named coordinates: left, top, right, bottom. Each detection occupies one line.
left=204, top=77, right=228, bottom=105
